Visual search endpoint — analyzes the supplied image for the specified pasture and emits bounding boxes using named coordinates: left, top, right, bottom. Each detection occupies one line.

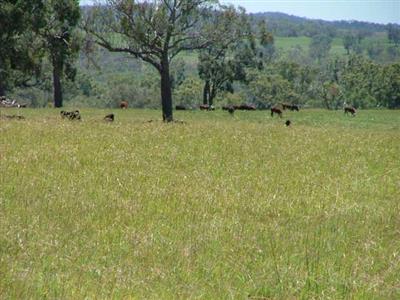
left=1, top=108, right=399, bottom=299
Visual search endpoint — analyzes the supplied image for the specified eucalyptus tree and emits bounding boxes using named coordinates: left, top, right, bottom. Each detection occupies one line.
left=197, top=6, right=253, bottom=106
left=257, top=19, right=275, bottom=65
left=0, top=1, right=45, bottom=96
left=84, top=0, right=219, bottom=122
left=37, top=0, right=81, bottom=107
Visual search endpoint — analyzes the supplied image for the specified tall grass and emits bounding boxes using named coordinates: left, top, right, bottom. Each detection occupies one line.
left=1, top=109, right=399, bottom=298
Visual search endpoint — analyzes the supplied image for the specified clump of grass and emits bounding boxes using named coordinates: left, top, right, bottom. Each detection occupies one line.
left=1, top=108, right=399, bottom=298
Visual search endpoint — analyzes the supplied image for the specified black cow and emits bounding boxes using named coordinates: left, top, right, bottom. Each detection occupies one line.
left=228, top=106, right=235, bottom=115
left=175, top=104, right=187, bottom=110
left=60, top=110, right=81, bottom=120
left=104, top=113, right=114, bottom=122
left=344, top=106, right=356, bottom=116
left=233, top=104, right=256, bottom=110
left=199, top=104, right=215, bottom=111
left=282, top=103, right=300, bottom=111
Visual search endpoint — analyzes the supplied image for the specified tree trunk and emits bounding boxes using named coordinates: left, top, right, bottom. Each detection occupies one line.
left=0, top=83, right=5, bottom=97
left=160, top=57, right=173, bottom=122
left=209, top=84, right=217, bottom=107
left=323, top=94, right=331, bottom=110
left=203, top=80, right=210, bottom=105
left=53, top=64, right=63, bottom=108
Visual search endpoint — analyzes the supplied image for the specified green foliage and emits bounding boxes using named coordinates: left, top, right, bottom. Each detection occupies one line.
left=0, top=0, right=45, bottom=94
left=366, top=42, right=385, bottom=60
left=252, top=12, right=385, bottom=39
left=214, top=90, right=245, bottom=105
left=170, top=58, right=186, bottom=91
left=198, top=5, right=254, bottom=106
left=387, top=23, right=400, bottom=45
left=9, top=87, right=51, bottom=108
left=103, top=72, right=160, bottom=109
left=338, top=55, right=378, bottom=108
left=37, top=0, right=81, bottom=107
left=3, top=5, right=399, bottom=111
left=309, top=34, right=333, bottom=62
left=84, top=0, right=221, bottom=121
left=259, top=20, right=274, bottom=46
left=374, top=63, right=400, bottom=109
left=257, top=19, right=276, bottom=65
left=173, top=77, right=203, bottom=106
left=386, top=45, right=400, bottom=61
left=248, top=70, right=298, bottom=106
left=343, top=32, right=363, bottom=54
left=319, top=81, right=341, bottom=109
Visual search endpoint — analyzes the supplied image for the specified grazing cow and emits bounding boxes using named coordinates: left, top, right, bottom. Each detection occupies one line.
left=271, top=107, right=283, bottom=118
left=228, top=106, right=235, bottom=115
left=282, top=103, right=300, bottom=111
left=60, top=110, right=67, bottom=119
left=119, top=101, right=128, bottom=109
left=344, top=106, right=356, bottom=116
left=285, top=120, right=291, bottom=126
left=232, top=104, right=257, bottom=111
left=60, top=110, right=81, bottom=120
left=239, top=104, right=256, bottom=110
left=199, top=104, right=215, bottom=111
left=175, top=104, right=187, bottom=110
left=104, top=113, right=114, bottom=122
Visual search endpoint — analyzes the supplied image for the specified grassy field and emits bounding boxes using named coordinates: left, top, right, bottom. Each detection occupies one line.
left=1, top=108, right=399, bottom=299
left=274, top=35, right=391, bottom=56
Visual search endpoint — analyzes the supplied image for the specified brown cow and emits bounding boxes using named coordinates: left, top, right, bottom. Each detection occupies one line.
left=120, top=101, right=128, bottom=109
left=237, top=104, right=256, bottom=110
left=271, top=107, right=283, bottom=118
left=344, top=106, right=356, bottom=116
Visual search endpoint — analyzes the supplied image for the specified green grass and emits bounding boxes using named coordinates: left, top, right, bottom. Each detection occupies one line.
left=274, top=34, right=390, bottom=56
left=1, top=108, right=399, bottom=298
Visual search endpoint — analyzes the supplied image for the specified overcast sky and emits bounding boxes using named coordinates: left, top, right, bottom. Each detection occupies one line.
left=79, top=0, right=400, bottom=24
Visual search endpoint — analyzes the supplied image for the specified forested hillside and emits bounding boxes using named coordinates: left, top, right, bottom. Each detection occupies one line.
left=3, top=3, right=400, bottom=111
left=251, top=12, right=391, bottom=37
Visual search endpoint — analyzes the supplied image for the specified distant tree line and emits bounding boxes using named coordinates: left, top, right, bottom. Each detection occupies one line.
left=251, top=12, right=399, bottom=39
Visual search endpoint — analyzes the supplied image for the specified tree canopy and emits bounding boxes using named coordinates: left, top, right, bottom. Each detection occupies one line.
left=0, top=1, right=45, bottom=95
left=84, top=0, right=222, bottom=121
